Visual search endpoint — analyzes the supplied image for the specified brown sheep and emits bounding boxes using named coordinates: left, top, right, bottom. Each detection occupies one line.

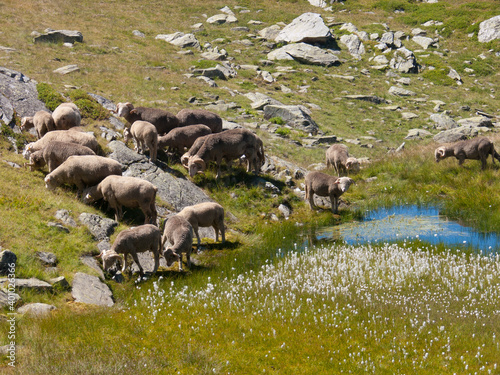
left=83, top=175, right=158, bottom=225
left=162, top=215, right=193, bottom=272
left=158, top=124, right=212, bottom=154
left=20, top=111, right=55, bottom=139
left=180, top=134, right=212, bottom=168
left=115, top=102, right=178, bottom=135
left=325, top=144, right=360, bottom=176
left=99, top=224, right=161, bottom=278
left=177, top=202, right=225, bottom=251
left=26, top=141, right=96, bottom=172
left=123, top=120, right=158, bottom=162
left=187, top=128, right=262, bottom=179
left=176, top=108, right=223, bottom=133
left=52, top=103, right=81, bottom=130
left=44, top=155, right=122, bottom=196
left=435, top=137, right=500, bottom=170
left=304, top=171, right=354, bottom=214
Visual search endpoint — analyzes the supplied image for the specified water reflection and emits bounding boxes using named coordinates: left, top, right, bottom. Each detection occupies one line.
left=313, top=205, right=500, bottom=254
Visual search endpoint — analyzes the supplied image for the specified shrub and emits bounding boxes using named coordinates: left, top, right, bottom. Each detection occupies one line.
left=36, top=83, right=65, bottom=111
left=68, top=89, right=109, bottom=120
left=269, top=116, right=285, bottom=125
left=275, top=127, right=291, bottom=137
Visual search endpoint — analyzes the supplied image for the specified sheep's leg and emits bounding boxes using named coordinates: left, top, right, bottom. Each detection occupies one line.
left=193, top=225, right=201, bottom=252
left=152, top=249, right=160, bottom=274
left=213, top=225, right=219, bottom=243
left=178, top=252, right=183, bottom=272
left=186, top=251, right=191, bottom=269
left=331, top=196, right=339, bottom=214
left=131, top=252, right=144, bottom=277
left=307, top=190, right=317, bottom=210
left=121, top=254, right=129, bottom=273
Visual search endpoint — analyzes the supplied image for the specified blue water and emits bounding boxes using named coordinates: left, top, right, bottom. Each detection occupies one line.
left=315, top=205, right=500, bottom=253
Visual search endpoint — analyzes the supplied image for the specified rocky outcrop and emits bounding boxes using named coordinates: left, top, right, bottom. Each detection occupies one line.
left=155, top=32, right=201, bottom=49
left=267, top=43, right=339, bottom=66
left=33, top=29, right=83, bottom=44
left=478, top=15, right=500, bottom=43
left=71, top=272, right=114, bottom=307
left=263, top=105, right=319, bottom=135
left=275, top=13, right=332, bottom=44
left=79, top=213, right=118, bottom=241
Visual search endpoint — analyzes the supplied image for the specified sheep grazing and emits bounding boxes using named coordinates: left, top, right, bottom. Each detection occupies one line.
left=20, top=111, right=55, bottom=139
left=44, top=155, right=122, bottom=196
left=123, top=120, right=158, bottom=162
left=325, top=144, right=360, bottom=176
left=115, top=102, right=179, bottom=135
left=83, top=175, right=158, bottom=225
left=161, top=215, right=193, bottom=272
left=23, top=130, right=101, bottom=160
left=176, top=108, right=223, bottom=133
left=52, top=102, right=81, bottom=130
left=177, top=202, right=225, bottom=251
left=434, top=137, right=500, bottom=170
left=26, top=141, right=96, bottom=172
left=99, top=224, right=161, bottom=278
left=187, top=128, right=263, bottom=179
left=304, top=171, right=354, bottom=214
left=180, top=134, right=211, bottom=168
left=158, top=124, right=212, bottom=154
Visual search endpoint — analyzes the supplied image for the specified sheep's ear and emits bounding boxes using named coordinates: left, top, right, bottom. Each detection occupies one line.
left=130, top=109, right=138, bottom=114
left=438, top=148, right=445, bottom=157
left=334, top=178, right=341, bottom=184
left=95, top=250, right=105, bottom=259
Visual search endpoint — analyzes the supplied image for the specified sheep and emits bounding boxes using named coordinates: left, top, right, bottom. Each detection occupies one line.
left=26, top=141, right=96, bottom=172
left=176, top=108, right=223, bottom=133
left=161, top=215, right=193, bottom=272
left=99, top=224, right=161, bottom=278
left=158, top=124, right=212, bottom=154
left=115, top=102, right=179, bottom=135
left=20, top=111, right=55, bottom=139
left=304, top=171, right=354, bottom=214
left=123, top=120, right=158, bottom=162
left=187, top=128, right=262, bottom=179
left=177, top=202, right=225, bottom=251
left=44, top=155, right=122, bottom=196
left=180, top=134, right=212, bottom=168
left=22, top=130, right=101, bottom=160
left=434, top=137, right=500, bottom=170
left=83, top=175, right=158, bottom=225
left=325, top=144, right=360, bottom=176
left=52, top=102, right=81, bottom=130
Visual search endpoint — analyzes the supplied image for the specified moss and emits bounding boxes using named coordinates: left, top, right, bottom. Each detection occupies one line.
left=68, top=89, right=109, bottom=120
left=36, top=83, right=65, bottom=111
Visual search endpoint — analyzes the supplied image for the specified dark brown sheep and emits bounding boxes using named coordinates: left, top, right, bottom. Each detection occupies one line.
left=176, top=108, right=223, bottom=133
left=158, top=124, right=212, bottom=154
left=435, top=137, right=500, bottom=170
left=115, top=102, right=178, bottom=135
left=304, top=171, right=354, bottom=214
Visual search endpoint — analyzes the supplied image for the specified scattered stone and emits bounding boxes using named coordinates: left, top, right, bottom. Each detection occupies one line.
left=0, top=288, right=20, bottom=308
left=405, top=128, right=432, bottom=139
left=132, top=30, right=145, bottom=38
left=478, top=15, right=500, bottom=43
left=275, top=12, right=332, bottom=44
left=340, top=34, right=365, bottom=58
left=267, top=43, right=340, bottom=66
left=457, top=116, right=493, bottom=128
left=263, top=105, right=319, bottom=135
left=402, top=112, right=419, bottom=120
left=79, top=213, right=118, bottom=241
left=390, top=47, right=419, bottom=73
left=448, top=68, right=462, bottom=85
left=0, top=277, right=53, bottom=291
left=343, top=95, right=387, bottom=104
left=0, top=250, right=16, bottom=275
left=49, top=276, right=70, bottom=290
left=430, top=113, right=458, bottom=130
left=389, top=86, right=416, bottom=97
left=47, top=222, right=70, bottom=233
left=206, top=14, right=238, bottom=24
left=35, top=251, right=57, bottom=266
left=71, top=272, right=114, bottom=307
left=412, top=36, right=437, bottom=49
left=278, top=204, right=292, bottom=219
left=53, top=65, right=80, bottom=75
left=258, top=25, right=281, bottom=40
left=34, top=29, right=83, bottom=44
left=155, top=32, right=201, bottom=49
left=18, top=303, right=56, bottom=317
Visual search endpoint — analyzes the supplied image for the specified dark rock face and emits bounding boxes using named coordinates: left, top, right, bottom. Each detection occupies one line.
left=79, top=213, right=118, bottom=241
left=0, top=250, right=16, bottom=276
left=34, top=29, right=83, bottom=44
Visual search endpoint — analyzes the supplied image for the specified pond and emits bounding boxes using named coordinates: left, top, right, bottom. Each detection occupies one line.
left=313, top=205, right=500, bottom=254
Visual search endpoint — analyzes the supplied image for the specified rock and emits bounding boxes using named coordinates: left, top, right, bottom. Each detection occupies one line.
left=192, top=62, right=236, bottom=80
left=478, top=15, right=500, bottom=43
left=457, top=116, right=493, bottom=128
left=79, top=213, right=118, bottom=241
left=53, top=65, right=80, bottom=75
left=447, top=68, right=462, bottom=84
left=389, top=47, right=419, bottom=73
left=379, top=31, right=395, bottom=47
left=412, top=36, right=437, bottom=49
left=430, top=113, right=458, bottom=130
left=258, top=25, right=281, bottom=41
left=71, top=272, right=114, bottom=307
left=343, top=95, right=387, bottom=104
left=0, top=67, right=48, bottom=125
left=259, top=71, right=275, bottom=83
left=0, top=250, right=16, bottom=276
left=263, top=105, right=319, bottom=135
left=34, top=29, right=83, bottom=44
left=0, top=288, right=20, bottom=308
left=340, top=23, right=358, bottom=34
left=107, top=141, right=212, bottom=212
left=130, top=252, right=168, bottom=275
left=389, top=86, right=416, bottom=97
left=267, top=43, right=340, bottom=66
left=18, top=302, right=56, bottom=317
left=155, top=32, right=201, bottom=49
left=0, top=277, right=53, bottom=291
left=206, top=14, right=238, bottom=24
left=47, top=222, right=70, bottom=233
left=402, top=112, right=419, bottom=120
left=275, top=13, right=332, bottom=44
left=405, top=128, right=432, bottom=139
left=80, top=255, right=105, bottom=280
left=49, top=276, right=70, bottom=290
left=433, top=126, right=482, bottom=143
left=340, top=34, right=365, bottom=58
left=35, top=251, right=57, bottom=266
left=132, top=30, right=145, bottom=38
left=278, top=204, right=291, bottom=219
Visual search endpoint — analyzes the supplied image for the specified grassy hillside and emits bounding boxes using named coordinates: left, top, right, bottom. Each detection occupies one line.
left=1, top=0, right=500, bottom=373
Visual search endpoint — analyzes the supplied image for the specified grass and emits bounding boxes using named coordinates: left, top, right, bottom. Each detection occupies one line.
left=0, top=0, right=500, bottom=373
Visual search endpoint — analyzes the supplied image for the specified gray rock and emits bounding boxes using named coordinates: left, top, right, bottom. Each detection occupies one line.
left=0, top=67, right=48, bottom=125
left=80, top=255, right=105, bottom=280
left=206, top=14, right=238, bottom=24
left=155, top=32, right=201, bottom=49
left=412, top=35, right=437, bottom=49
left=132, top=30, right=145, bottom=38
left=47, top=222, right=70, bottom=233
left=55, top=209, right=77, bottom=227
left=389, top=86, right=416, bottom=97
left=263, top=105, right=319, bottom=135
left=340, top=34, right=365, bottom=58
left=71, top=272, right=114, bottom=307
left=18, top=302, right=56, bottom=316
left=278, top=204, right=291, bottom=219
left=380, top=31, right=395, bottom=47
left=53, top=64, right=80, bottom=75
left=79, top=213, right=118, bottom=241
left=0, top=278, right=53, bottom=291
left=389, top=47, right=419, bottom=73
left=478, top=15, right=500, bottom=43
left=343, top=95, right=387, bottom=104
left=49, top=276, right=70, bottom=290
left=457, top=116, right=493, bottom=128
left=430, top=113, right=458, bottom=130
left=0, top=250, right=16, bottom=276
left=275, top=13, right=332, bottom=44
left=130, top=252, right=168, bottom=275
left=0, top=288, right=20, bottom=308
left=405, top=128, right=432, bottom=139
left=267, top=43, right=339, bottom=66
left=434, top=126, right=481, bottom=143
left=258, top=25, right=281, bottom=40
left=402, top=112, right=419, bottom=120
left=192, top=62, right=236, bottom=80
left=88, top=93, right=116, bottom=112
left=34, top=29, right=83, bottom=44
left=35, top=251, right=57, bottom=266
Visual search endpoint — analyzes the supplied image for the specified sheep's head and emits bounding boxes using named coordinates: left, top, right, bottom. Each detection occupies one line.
left=44, top=175, right=57, bottom=190
left=334, top=177, right=354, bottom=193
left=123, top=128, right=132, bottom=143
left=188, top=156, right=206, bottom=177
left=345, top=157, right=360, bottom=173
left=20, top=117, right=33, bottom=131
left=435, top=146, right=447, bottom=162
left=180, top=153, right=191, bottom=169
left=116, top=102, right=133, bottom=118
left=163, top=248, right=180, bottom=267
left=22, top=143, right=35, bottom=160
left=99, top=250, right=123, bottom=272
left=82, top=186, right=98, bottom=204
left=28, top=152, right=45, bottom=171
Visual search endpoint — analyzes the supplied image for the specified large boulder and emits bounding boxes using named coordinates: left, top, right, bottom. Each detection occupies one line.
left=71, top=272, right=114, bottom=307
left=275, top=13, right=332, bottom=44
left=478, top=15, right=500, bottom=43
left=267, top=43, right=339, bottom=66
left=339, top=34, right=365, bottom=58
left=18, top=303, right=56, bottom=317
left=430, top=113, right=458, bottom=130
left=33, top=29, right=83, bottom=44
left=263, top=105, right=319, bottom=135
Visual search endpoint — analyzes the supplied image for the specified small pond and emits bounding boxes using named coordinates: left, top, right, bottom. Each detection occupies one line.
left=313, top=205, right=500, bottom=254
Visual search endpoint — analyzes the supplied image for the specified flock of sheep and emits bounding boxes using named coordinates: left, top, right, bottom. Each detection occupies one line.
left=19, top=100, right=500, bottom=277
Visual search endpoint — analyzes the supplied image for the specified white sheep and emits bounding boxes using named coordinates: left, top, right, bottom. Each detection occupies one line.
left=20, top=111, right=55, bottom=139
left=26, top=141, right=96, bottom=172
left=123, top=120, right=158, bottom=162
left=52, top=103, right=81, bottom=130
left=177, top=202, right=225, bottom=251
left=325, top=144, right=360, bottom=176
left=304, top=171, right=354, bottom=214
left=99, top=224, right=161, bottom=278
left=161, top=215, right=193, bottom=272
